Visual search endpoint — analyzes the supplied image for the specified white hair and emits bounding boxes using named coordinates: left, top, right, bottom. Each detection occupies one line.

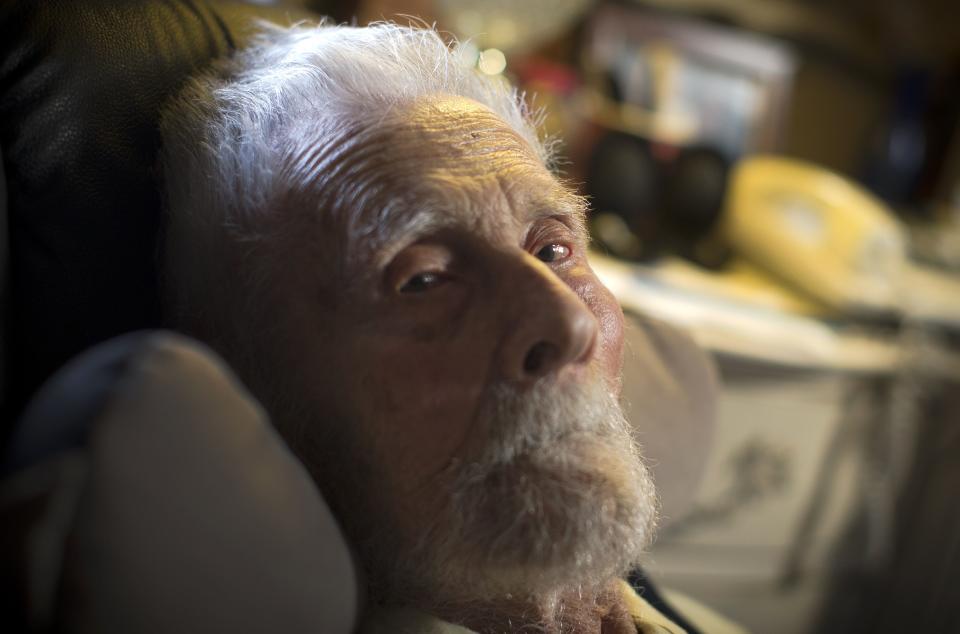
left=161, top=20, right=549, bottom=238
left=159, top=20, right=551, bottom=353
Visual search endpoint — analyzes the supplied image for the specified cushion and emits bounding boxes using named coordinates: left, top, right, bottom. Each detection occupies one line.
left=621, top=312, right=718, bottom=528
left=2, top=331, right=358, bottom=633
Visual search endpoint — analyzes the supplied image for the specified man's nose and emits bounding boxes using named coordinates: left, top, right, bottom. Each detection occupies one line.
left=497, top=254, right=599, bottom=384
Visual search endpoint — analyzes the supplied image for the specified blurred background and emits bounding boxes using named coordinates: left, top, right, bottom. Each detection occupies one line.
left=298, top=0, right=960, bottom=631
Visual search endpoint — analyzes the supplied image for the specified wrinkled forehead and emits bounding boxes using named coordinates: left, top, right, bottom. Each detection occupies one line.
left=385, top=95, right=541, bottom=180
left=274, top=95, right=588, bottom=291
left=333, top=96, right=582, bottom=264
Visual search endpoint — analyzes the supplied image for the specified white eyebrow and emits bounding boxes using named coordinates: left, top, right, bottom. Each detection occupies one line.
left=525, top=187, right=590, bottom=239
left=350, top=186, right=589, bottom=277
left=346, top=196, right=459, bottom=273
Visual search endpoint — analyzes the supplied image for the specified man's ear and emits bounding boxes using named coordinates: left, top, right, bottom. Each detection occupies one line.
left=620, top=312, right=719, bottom=529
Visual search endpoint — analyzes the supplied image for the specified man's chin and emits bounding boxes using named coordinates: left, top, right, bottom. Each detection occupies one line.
left=364, top=378, right=659, bottom=603
left=444, top=437, right=658, bottom=597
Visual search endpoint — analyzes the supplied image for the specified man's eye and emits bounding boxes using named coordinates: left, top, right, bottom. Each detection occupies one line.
left=535, top=243, right=571, bottom=263
left=400, top=272, right=444, bottom=293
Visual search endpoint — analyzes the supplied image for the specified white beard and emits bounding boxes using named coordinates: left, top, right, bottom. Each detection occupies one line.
left=369, top=375, right=659, bottom=604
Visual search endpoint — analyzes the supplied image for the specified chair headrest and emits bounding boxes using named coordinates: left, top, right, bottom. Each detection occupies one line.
left=5, top=331, right=359, bottom=633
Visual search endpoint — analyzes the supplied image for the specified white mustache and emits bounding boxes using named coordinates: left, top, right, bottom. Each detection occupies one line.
left=460, top=376, right=634, bottom=468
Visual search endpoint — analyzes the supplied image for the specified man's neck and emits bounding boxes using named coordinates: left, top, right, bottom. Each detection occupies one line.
left=427, top=580, right=637, bottom=634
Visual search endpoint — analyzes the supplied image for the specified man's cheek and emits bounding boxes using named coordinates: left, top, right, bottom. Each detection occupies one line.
left=564, top=268, right=625, bottom=386
left=357, top=353, right=485, bottom=481
left=597, top=292, right=625, bottom=371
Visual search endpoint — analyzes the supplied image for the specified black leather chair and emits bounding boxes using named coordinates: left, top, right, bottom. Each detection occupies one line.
left=0, top=0, right=340, bottom=437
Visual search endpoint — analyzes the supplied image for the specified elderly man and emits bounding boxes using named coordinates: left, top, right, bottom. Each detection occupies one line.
left=159, top=21, right=711, bottom=634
